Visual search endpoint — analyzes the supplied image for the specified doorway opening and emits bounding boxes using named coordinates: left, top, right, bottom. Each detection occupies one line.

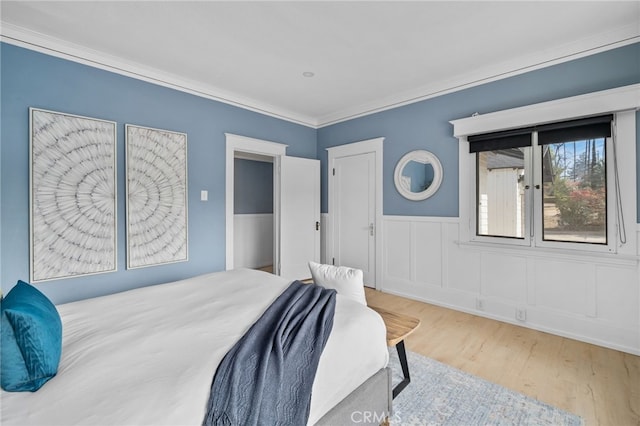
left=225, top=133, right=321, bottom=280
left=225, top=133, right=287, bottom=273
left=233, top=152, right=275, bottom=274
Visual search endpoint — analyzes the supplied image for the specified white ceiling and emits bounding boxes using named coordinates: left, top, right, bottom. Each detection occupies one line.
left=1, top=1, right=639, bottom=127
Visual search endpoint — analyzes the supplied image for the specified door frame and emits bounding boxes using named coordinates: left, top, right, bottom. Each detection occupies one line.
left=225, top=133, right=287, bottom=270
left=327, top=137, right=384, bottom=288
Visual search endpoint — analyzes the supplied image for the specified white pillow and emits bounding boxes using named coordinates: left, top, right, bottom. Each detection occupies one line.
left=308, top=261, right=367, bottom=305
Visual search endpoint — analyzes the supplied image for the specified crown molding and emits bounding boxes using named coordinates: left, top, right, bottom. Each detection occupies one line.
left=2, top=21, right=638, bottom=130
left=450, top=83, right=640, bottom=137
left=317, top=23, right=640, bottom=128
left=0, top=22, right=319, bottom=128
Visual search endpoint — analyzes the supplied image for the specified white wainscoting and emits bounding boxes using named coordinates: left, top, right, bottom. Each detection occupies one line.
left=380, top=215, right=640, bottom=355
left=233, top=214, right=273, bottom=269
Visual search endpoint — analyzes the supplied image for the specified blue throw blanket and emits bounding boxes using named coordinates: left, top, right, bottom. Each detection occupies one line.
left=202, top=280, right=337, bottom=426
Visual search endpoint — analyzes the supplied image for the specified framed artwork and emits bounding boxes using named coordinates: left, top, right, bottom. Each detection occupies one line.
left=125, top=124, right=188, bottom=269
left=29, top=108, right=117, bottom=282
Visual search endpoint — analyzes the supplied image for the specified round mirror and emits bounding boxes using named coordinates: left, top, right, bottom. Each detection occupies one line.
left=394, top=150, right=442, bottom=201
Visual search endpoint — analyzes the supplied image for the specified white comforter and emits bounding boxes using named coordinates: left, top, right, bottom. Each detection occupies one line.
left=1, top=268, right=388, bottom=425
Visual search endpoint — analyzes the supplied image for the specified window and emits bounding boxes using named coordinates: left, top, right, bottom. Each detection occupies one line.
left=469, top=115, right=614, bottom=252
left=541, top=138, right=606, bottom=244
left=476, top=148, right=527, bottom=239
left=451, top=84, right=638, bottom=260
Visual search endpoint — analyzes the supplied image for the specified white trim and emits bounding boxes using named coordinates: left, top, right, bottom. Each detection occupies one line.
left=225, top=133, right=287, bottom=270
left=233, top=152, right=274, bottom=163
left=393, top=150, right=443, bottom=201
left=3, top=21, right=638, bottom=129
left=381, top=215, right=640, bottom=355
left=532, top=135, right=616, bottom=254
left=384, top=215, right=460, bottom=224
left=382, top=286, right=639, bottom=356
left=450, top=83, right=640, bottom=137
left=327, top=137, right=384, bottom=288
left=2, top=23, right=317, bottom=128
left=455, top=240, right=638, bottom=267
left=317, top=26, right=640, bottom=127
left=326, top=138, right=384, bottom=158
left=452, top=88, right=638, bottom=259
left=233, top=213, right=274, bottom=270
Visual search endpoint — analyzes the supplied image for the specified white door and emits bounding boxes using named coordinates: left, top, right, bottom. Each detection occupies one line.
left=278, top=156, right=320, bottom=280
left=333, top=152, right=376, bottom=286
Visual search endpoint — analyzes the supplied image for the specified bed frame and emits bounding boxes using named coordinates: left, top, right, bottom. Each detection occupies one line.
left=315, top=367, right=391, bottom=425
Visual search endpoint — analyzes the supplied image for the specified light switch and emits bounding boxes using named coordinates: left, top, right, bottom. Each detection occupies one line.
left=200, top=190, right=208, bottom=201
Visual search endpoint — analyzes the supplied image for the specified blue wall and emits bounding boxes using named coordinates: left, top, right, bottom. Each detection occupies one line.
left=0, top=43, right=316, bottom=303
left=2, top=41, right=639, bottom=303
left=234, top=158, right=274, bottom=214
left=317, top=43, right=640, bottom=218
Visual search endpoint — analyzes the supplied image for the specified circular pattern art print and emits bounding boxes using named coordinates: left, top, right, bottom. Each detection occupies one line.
left=30, top=109, right=117, bottom=282
left=125, top=125, right=188, bottom=268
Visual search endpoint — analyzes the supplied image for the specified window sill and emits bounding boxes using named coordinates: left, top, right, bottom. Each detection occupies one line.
left=456, top=240, right=638, bottom=267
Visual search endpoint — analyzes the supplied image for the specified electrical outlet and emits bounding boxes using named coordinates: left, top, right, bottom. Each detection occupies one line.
left=476, top=298, right=485, bottom=311
left=516, top=308, right=527, bottom=321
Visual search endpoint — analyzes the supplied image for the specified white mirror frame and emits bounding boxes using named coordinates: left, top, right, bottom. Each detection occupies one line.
left=394, top=150, right=443, bottom=201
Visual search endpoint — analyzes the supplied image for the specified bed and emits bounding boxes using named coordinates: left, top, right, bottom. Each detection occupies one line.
left=1, top=268, right=391, bottom=425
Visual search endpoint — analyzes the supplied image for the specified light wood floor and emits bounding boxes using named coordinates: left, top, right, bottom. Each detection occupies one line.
left=365, top=288, right=640, bottom=426
left=256, top=265, right=274, bottom=274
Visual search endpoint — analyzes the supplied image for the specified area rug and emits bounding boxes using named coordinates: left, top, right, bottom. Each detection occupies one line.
left=388, top=348, right=583, bottom=426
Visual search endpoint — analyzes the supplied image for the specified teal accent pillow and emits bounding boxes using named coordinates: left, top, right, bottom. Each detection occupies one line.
left=1, top=280, right=62, bottom=392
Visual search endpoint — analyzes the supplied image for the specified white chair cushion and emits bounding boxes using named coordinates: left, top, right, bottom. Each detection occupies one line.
left=308, top=261, right=367, bottom=305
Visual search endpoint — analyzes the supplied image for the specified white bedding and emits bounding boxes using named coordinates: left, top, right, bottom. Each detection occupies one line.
left=1, top=268, right=388, bottom=425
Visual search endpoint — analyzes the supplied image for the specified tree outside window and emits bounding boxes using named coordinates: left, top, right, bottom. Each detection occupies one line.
left=542, top=138, right=606, bottom=244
